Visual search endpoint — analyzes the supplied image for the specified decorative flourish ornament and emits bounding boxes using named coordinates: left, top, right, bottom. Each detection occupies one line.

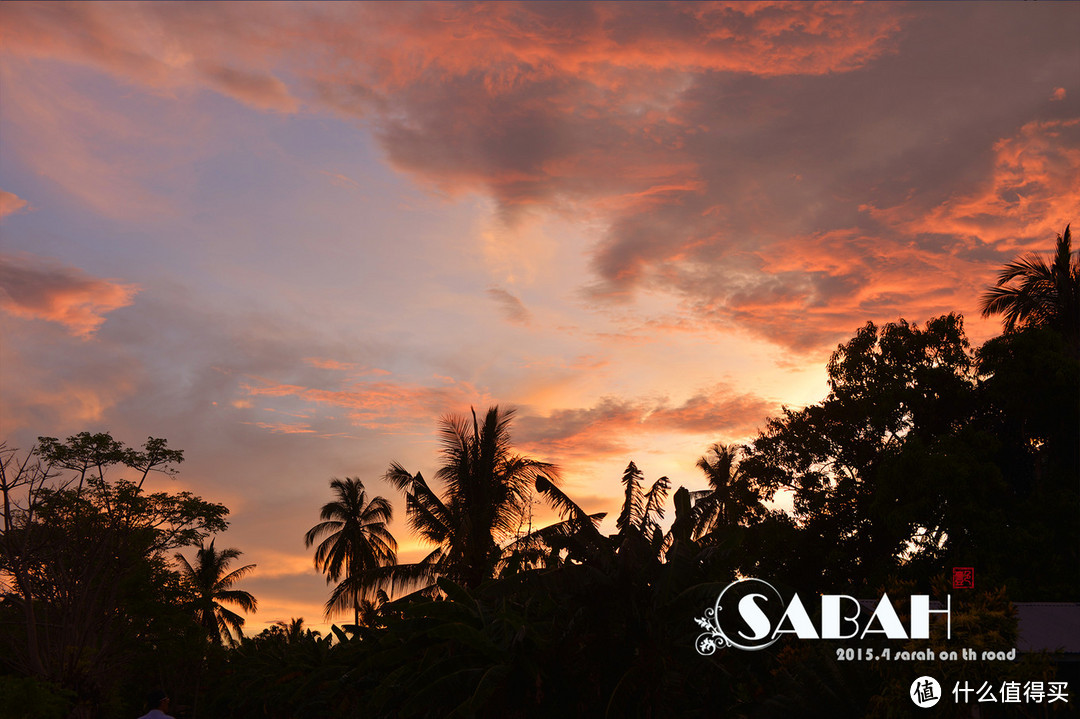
left=694, top=607, right=727, bottom=655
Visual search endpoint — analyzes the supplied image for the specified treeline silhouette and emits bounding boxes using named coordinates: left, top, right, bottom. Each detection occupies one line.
left=1, top=227, right=1076, bottom=717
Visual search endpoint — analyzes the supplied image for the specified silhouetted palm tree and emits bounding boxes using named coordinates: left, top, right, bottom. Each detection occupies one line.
left=304, top=477, right=396, bottom=627
left=490, top=473, right=606, bottom=575
left=385, top=406, right=558, bottom=588
left=601, top=461, right=669, bottom=573
left=981, top=224, right=1079, bottom=347
left=271, top=617, right=316, bottom=643
left=692, top=443, right=763, bottom=537
left=615, top=460, right=669, bottom=537
left=175, top=539, right=257, bottom=646
left=356, top=589, right=390, bottom=628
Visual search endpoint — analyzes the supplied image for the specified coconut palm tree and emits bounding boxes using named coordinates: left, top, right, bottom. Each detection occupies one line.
left=175, top=539, right=257, bottom=646
left=304, top=477, right=397, bottom=627
left=385, top=406, right=558, bottom=588
left=980, top=224, right=1079, bottom=347
left=270, top=617, right=316, bottom=643
left=691, top=443, right=764, bottom=537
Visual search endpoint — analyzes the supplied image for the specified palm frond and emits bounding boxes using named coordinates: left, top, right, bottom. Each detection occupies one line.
left=216, top=588, right=258, bottom=613
left=217, top=562, right=257, bottom=588
left=382, top=549, right=444, bottom=596
left=405, top=491, right=452, bottom=544
left=359, top=495, right=394, bottom=525
left=384, top=462, right=421, bottom=492
left=304, top=519, right=342, bottom=548
left=980, top=225, right=1079, bottom=336
left=641, top=476, right=671, bottom=530
left=536, top=474, right=594, bottom=527
left=501, top=512, right=606, bottom=554
left=616, top=461, right=645, bottom=533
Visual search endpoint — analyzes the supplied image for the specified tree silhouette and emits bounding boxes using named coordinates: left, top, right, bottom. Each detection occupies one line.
left=981, top=224, right=1078, bottom=349
left=270, top=617, right=315, bottom=643
left=0, top=434, right=227, bottom=712
left=175, top=539, right=257, bottom=646
left=741, top=314, right=981, bottom=590
left=385, top=406, right=557, bottom=588
left=304, top=477, right=397, bottom=627
left=503, top=473, right=605, bottom=571
left=692, top=443, right=763, bottom=537
left=609, top=460, right=670, bottom=567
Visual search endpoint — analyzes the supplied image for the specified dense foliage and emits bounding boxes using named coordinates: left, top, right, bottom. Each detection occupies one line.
left=3, top=229, right=1076, bottom=717
left=217, top=311, right=1071, bottom=718
left=0, top=434, right=246, bottom=718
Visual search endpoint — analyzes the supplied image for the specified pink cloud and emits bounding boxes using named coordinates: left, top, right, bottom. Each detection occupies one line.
left=0, top=3, right=903, bottom=198
left=2, top=371, right=136, bottom=430
left=0, top=320, right=140, bottom=433
left=0, top=190, right=30, bottom=218
left=515, top=384, right=772, bottom=461
left=302, top=357, right=391, bottom=374
left=0, top=61, right=186, bottom=218
left=0, top=254, right=139, bottom=338
left=903, top=118, right=1080, bottom=251
left=303, top=357, right=361, bottom=371
left=648, top=386, right=774, bottom=434
left=0, top=2, right=299, bottom=112
left=240, top=375, right=491, bottom=431
left=487, top=286, right=532, bottom=325
left=1051, top=87, right=1066, bottom=102
left=2, top=2, right=1072, bottom=354
left=243, top=421, right=316, bottom=435
left=319, top=171, right=362, bottom=190
left=198, top=62, right=298, bottom=112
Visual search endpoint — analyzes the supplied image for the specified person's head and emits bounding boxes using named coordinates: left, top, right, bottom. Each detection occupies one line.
left=146, top=689, right=169, bottom=711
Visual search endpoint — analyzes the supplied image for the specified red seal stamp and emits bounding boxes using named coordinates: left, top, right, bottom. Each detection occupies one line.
left=952, top=567, right=974, bottom=589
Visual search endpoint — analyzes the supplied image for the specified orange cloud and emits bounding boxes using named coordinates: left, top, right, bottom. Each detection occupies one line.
left=648, top=386, right=774, bottom=435
left=0, top=319, right=139, bottom=432
left=0, top=190, right=29, bottom=218
left=2, top=2, right=1069, bottom=356
left=243, top=421, right=316, bottom=435
left=0, top=254, right=139, bottom=338
left=727, top=118, right=1079, bottom=350
left=586, top=112, right=1080, bottom=350
left=515, top=384, right=772, bottom=461
left=487, top=286, right=532, bottom=325
left=240, top=375, right=490, bottom=431
left=198, top=62, right=299, bottom=112
left=0, top=2, right=299, bottom=111
left=6, top=378, right=134, bottom=430
left=337, top=2, right=902, bottom=85
left=716, top=227, right=983, bottom=347
left=0, top=3, right=901, bottom=102
left=903, top=118, right=1080, bottom=251
left=0, top=2, right=903, bottom=214
left=319, top=171, right=362, bottom=190
left=302, top=357, right=390, bottom=374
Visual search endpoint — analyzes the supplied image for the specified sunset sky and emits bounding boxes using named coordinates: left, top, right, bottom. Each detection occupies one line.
left=1, top=1, right=1077, bottom=634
